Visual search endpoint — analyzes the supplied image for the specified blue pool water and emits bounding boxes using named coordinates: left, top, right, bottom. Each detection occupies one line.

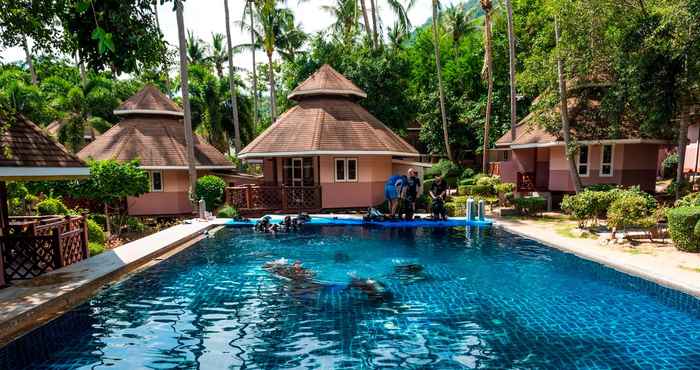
left=2, top=226, right=699, bottom=369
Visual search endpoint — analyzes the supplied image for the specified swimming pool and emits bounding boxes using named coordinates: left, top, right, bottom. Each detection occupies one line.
left=2, top=226, right=699, bottom=369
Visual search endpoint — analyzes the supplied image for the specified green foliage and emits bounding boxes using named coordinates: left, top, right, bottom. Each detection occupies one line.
left=126, top=217, right=146, bottom=233
left=666, top=207, right=700, bottom=252
left=88, top=242, right=105, bottom=256
left=607, top=192, right=656, bottom=231
left=460, top=168, right=476, bottom=180
left=514, top=196, right=546, bottom=216
left=35, top=197, right=69, bottom=216
left=87, top=219, right=106, bottom=245
left=217, top=205, right=240, bottom=219
left=562, top=187, right=657, bottom=228
left=195, top=175, right=227, bottom=212
left=494, top=183, right=515, bottom=195
left=461, top=184, right=493, bottom=196
left=77, top=160, right=149, bottom=203
left=675, top=192, right=700, bottom=208
left=661, top=154, right=679, bottom=179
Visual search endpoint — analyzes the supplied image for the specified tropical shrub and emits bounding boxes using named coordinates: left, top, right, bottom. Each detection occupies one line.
left=666, top=207, right=700, bottom=252
left=661, top=153, right=679, bottom=179
left=422, top=178, right=435, bottom=195
left=675, top=192, right=700, bottom=207
left=217, top=205, right=240, bottom=218
left=495, top=183, right=515, bottom=206
left=88, top=242, right=105, bottom=256
left=514, top=196, right=546, bottom=216
left=475, top=175, right=500, bottom=190
left=460, top=184, right=493, bottom=196
left=607, top=192, right=656, bottom=232
left=560, top=190, right=611, bottom=227
left=35, top=197, right=69, bottom=215
left=126, top=217, right=146, bottom=233
left=425, top=160, right=462, bottom=186
left=460, top=168, right=475, bottom=181
left=87, top=219, right=106, bottom=245
left=194, top=175, right=227, bottom=211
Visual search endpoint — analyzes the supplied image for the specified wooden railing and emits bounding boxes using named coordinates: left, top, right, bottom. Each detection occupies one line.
left=1, top=215, right=90, bottom=282
left=489, top=162, right=502, bottom=176
left=226, top=185, right=322, bottom=212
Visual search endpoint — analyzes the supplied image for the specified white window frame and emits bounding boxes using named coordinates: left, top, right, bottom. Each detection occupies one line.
left=150, top=170, right=164, bottom=192
left=599, top=144, right=614, bottom=177
left=334, top=158, right=358, bottom=182
left=577, top=145, right=590, bottom=177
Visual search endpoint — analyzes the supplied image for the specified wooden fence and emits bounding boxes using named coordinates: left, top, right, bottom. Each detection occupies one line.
left=225, top=185, right=322, bottom=213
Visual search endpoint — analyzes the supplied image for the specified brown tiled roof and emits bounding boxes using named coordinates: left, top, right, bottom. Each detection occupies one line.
left=239, top=97, right=418, bottom=157
left=0, top=115, right=86, bottom=168
left=114, top=84, right=183, bottom=116
left=288, top=64, right=367, bottom=100
left=78, top=116, right=234, bottom=168
left=496, top=96, right=664, bottom=147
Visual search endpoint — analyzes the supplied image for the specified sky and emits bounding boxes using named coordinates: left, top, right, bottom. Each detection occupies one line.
left=1, top=0, right=460, bottom=74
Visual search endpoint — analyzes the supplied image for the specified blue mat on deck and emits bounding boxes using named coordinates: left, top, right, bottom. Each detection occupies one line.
left=225, top=215, right=492, bottom=228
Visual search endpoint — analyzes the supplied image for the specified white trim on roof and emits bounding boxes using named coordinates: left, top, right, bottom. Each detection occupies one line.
left=0, top=167, right=90, bottom=179
left=139, top=165, right=237, bottom=170
left=288, top=88, right=367, bottom=99
left=509, top=138, right=670, bottom=149
left=239, top=150, right=420, bottom=159
left=391, top=159, right=433, bottom=168
left=113, top=109, right=184, bottom=117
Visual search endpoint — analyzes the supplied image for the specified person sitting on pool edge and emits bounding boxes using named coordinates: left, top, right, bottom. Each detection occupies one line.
left=401, top=168, right=421, bottom=220
left=429, top=175, right=448, bottom=221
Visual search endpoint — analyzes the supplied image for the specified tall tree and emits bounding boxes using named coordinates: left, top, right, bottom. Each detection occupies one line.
left=176, top=0, right=198, bottom=194
left=480, top=0, right=494, bottom=170
left=504, top=0, right=517, bottom=143
left=321, top=0, right=360, bottom=45
left=224, top=0, right=241, bottom=155
left=186, top=30, right=209, bottom=65
left=210, top=33, right=227, bottom=79
left=555, top=16, right=582, bottom=193
left=22, top=36, right=37, bottom=85
left=370, top=0, right=379, bottom=48
left=431, top=0, right=452, bottom=161
left=359, top=0, right=374, bottom=47
left=245, top=0, right=259, bottom=130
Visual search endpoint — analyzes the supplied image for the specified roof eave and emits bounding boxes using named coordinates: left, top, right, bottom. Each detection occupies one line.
left=288, top=89, right=367, bottom=100
left=0, top=167, right=90, bottom=181
left=239, top=150, right=420, bottom=159
left=113, top=109, right=184, bottom=117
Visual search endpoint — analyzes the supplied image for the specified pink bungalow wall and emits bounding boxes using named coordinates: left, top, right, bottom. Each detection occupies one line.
left=319, top=155, right=392, bottom=209
left=684, top=123, right=700, bottom=172
left=126, top=170, right=213, bottom=216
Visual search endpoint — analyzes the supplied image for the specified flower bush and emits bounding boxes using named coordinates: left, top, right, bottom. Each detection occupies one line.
left=666, top=207, right=700, bottom=252
left=194, top=175, right=227, bottom=211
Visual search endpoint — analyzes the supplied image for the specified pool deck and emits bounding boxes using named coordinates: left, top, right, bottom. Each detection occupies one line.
left=0, top=218, right=226, bottom=346
left=493, top=215, right=700, bottom=299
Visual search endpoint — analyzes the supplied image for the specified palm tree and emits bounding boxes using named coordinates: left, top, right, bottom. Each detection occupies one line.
left=186, top=30, right=209, bottom=65
left=210, top=33, right=227, bottom=79
left=442, top=4, right=478, bottom=51
left=368, top=0, right=415, bottom=49
left=431, top=0, right=452, bottom=161
left=22, top=36, right=37, bottom=85
left=387, top=21, right=407, bottom=49
left=176, top=0, right=198, bottom=195
left=370, top=0, right=379, bottom=47
left=480, top=0, right=494, bottom=171
left=555, top=16, right=582, bottom=193
left=359, top=0, right=374, bottom=47
left=504, top=0, right=517, bottom=143
left=224, top=0, right=241, bottom=155
left=244, top=0, right=259, bottom=130
left=321, top=0, right=360, bottom=45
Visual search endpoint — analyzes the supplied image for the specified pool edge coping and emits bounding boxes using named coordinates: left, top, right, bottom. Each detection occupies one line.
left=0, top=221, right=220, bottom=347
left=494, top=219, right=700, bottom=300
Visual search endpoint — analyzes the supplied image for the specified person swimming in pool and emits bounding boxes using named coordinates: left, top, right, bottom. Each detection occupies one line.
left=264, top=258, right=315, bottom=282
left=347, top=274, right=393, bottom=301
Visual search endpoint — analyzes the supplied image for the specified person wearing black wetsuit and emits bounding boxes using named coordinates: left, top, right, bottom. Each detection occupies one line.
left=403, top=168, right=421, bottom=220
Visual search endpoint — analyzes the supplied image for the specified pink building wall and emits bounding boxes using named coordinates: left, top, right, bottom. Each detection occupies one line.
left=127, top=170, right=202, bottom=216
left=319, top=155, right=392, bottom=209
left=684, top=123, right=700, bottom=172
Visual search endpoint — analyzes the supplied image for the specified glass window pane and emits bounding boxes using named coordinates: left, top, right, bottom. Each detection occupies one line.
left=336, top=160, right=345, bottom=181
left=602, top=164, right=612, bottom=175
left=579, top=146, right=588, bottom=163
left=602, top=145, right=612, bottom=163
left=578, top=165, right=588, bottom=175
left=152, top=172, right=162, bottom=191
left=347, top=159, right=357, bottom=180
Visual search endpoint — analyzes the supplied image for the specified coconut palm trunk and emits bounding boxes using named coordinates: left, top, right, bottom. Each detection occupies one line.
left=176, top=0, right=199, bottom=194
left=481, top=0, right=493, bottom=171
left=153, top=0, right=160, bottom=30
left=267, top=52, right=277, bottom=123
left=505, top=0, right=517, bottom=143
left=676, top=104, right=690, bottom=200
left=431, top=0, right=452, bottom=161
left=22, top=36, right=37, bottom=85
left=555, top=16, right=583, bottom=193
left=224, top=0, right=242, bottom=155
left=360, top=0, right=374, bottom=47
left=248, top=0, right=259, bottom=130
left=370, top=0, right=379, bottom=48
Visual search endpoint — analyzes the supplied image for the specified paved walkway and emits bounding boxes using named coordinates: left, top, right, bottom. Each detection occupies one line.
left=493, top=215, right=700, bottom=298
left=0, top=219, right=225, bottom=345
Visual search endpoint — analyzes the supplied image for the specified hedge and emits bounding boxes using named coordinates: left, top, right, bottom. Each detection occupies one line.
left=87, top=219, right=106, bottom=245
left=217, top=205, right=240, bottom=218
left=194, top=175, right=227, bottom=211
left=35, top=197, right=69, bottom=215
left=667, top=207, right=700, bottom=252
left=514, top=196, right=546, bottom=216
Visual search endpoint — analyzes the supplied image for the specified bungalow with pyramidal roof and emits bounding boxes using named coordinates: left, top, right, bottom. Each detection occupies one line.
left=78, top=85, right=236, bottom=216
left=233, top=64, right=422, bottom=212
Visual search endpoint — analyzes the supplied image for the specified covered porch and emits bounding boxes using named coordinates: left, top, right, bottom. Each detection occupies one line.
left=489, top=147, right=551, bottom=192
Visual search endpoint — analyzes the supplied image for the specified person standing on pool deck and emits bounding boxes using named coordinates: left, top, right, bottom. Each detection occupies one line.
left=404, top=168, right=421, bottom=219
left=384, top=174, right=404, bottom=218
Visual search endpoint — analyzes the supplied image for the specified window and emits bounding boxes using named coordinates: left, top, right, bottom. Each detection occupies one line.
left=335, top=158, right=358, bottom=182
left=600, top=144, right=614, bottom=177
left=577, top=146, right=589, bottom=177
left=502, top=150, right=510, bottom=161
left=150, top=171, right=163, bottom=192
left=283, top=158, right=314, bottom=186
